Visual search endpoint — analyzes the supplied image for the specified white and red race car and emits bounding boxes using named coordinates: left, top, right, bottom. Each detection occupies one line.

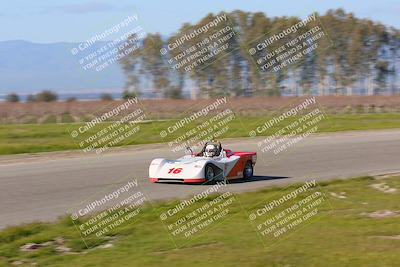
left=149, top=141, right=257, bottom=184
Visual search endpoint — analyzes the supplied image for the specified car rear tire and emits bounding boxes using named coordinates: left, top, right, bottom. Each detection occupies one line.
left=243, top=161, right=253, bottom=180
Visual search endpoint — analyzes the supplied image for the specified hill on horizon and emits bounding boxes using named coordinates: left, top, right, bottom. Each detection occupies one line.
left=0, top=40, right=124, bottom=95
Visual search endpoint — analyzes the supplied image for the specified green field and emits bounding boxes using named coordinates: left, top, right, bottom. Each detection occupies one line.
left=0, top=176, right=399, bottom=267
left=0, top=113, right=399, bottom=155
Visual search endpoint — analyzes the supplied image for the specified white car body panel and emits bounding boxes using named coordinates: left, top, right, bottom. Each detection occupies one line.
left=149, top=154, right=240, bottom=181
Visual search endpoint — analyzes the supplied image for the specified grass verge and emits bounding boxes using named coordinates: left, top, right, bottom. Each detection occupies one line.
left=0, top=176, right=399, bottom=266
left=0, top=113, right=399, bottom=155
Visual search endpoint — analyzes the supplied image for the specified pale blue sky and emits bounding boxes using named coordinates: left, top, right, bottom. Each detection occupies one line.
left=0, top=0, right=399, bottom=43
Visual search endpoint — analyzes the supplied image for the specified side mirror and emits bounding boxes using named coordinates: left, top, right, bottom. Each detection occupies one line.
left=185, top=147, right=194, bottom=156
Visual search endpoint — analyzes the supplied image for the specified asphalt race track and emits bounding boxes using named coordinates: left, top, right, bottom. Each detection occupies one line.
left=1, top=129, right=399, bottom=229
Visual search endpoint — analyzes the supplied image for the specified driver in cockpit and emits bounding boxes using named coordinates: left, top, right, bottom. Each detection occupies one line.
left=199, top=141, right=222, bottom=158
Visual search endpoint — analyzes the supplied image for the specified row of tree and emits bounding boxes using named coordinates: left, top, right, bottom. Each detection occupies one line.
left=5, top=91, right=59, bottom=102
left=119, top=9, right=400, bottom=98
left=4, top=90, right=137, bottom=102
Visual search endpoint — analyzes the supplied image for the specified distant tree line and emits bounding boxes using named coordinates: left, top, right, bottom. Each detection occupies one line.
left=4, top=90, right=137, bottom=102
left=4, top=91, right=74, bottom=102
left=5, top=90, right=60, bottom=102
left=119, top=9, right=400, bottom=98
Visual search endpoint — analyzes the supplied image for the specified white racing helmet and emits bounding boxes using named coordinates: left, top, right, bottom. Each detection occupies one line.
left=204, top=144, right=218, bottom=157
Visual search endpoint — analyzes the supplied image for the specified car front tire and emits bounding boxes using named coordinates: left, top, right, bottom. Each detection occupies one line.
left=205, top=164, right=215, bottom=181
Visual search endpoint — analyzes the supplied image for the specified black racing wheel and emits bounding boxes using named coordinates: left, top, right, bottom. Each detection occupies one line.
left=243, top=161, right=254, bottom=179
